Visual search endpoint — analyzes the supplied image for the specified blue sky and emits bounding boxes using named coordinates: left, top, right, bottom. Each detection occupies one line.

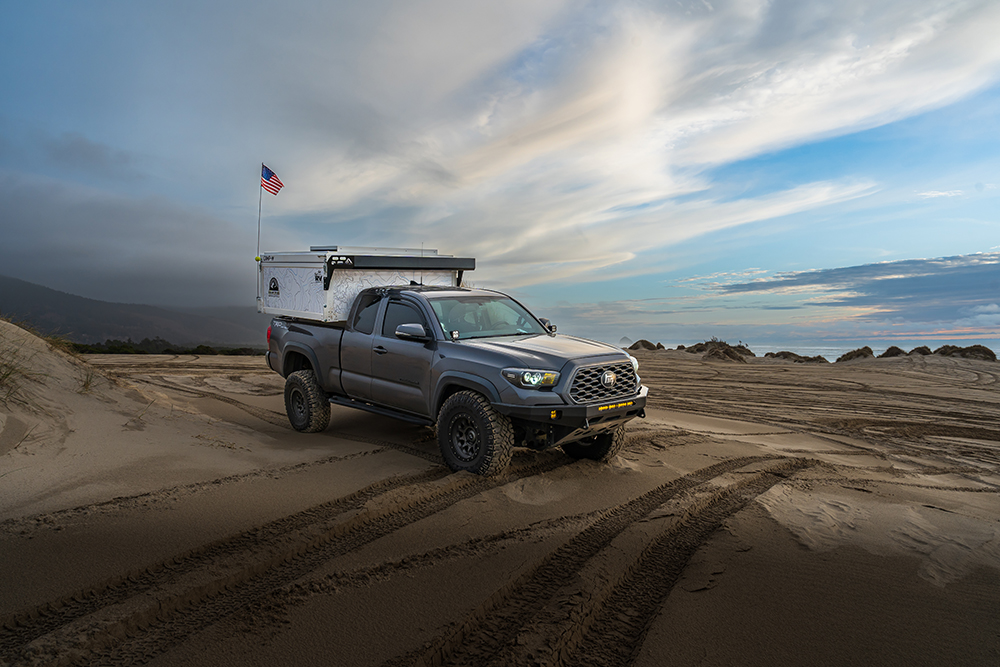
left=1, top=0, right=999, bottom=349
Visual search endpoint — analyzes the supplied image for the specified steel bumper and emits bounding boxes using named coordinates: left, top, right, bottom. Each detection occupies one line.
left=493, top=386, right=647, bottom=445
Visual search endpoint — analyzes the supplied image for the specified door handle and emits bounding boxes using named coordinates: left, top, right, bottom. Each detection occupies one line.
left=374, top=346, right=388, bottom=355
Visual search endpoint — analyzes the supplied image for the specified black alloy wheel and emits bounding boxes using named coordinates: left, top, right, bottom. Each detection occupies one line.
left=449, top=413, right=481, bottom=462
left=437, top=390, right=514, bottom=476
left=284, top=369, right=331, bottom=433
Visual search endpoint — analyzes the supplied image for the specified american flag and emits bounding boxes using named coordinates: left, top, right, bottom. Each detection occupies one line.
left=261, top=164, right=284, bottom=195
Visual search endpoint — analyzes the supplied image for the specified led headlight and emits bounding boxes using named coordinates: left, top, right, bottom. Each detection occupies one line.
left=629, top=355, right=640, bottom=385
left=502, top=368, right=560, bottom=389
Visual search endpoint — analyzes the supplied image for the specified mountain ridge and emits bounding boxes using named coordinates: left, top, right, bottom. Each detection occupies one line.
left=0, top=274, right=269, bottom=346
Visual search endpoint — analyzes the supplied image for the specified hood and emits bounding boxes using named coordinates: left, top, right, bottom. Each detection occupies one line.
left=461, top=334, right=624, bottom=370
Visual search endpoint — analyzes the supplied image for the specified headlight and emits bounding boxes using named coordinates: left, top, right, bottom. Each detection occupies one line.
left=502, top=368, right=560, bottom=389
left=629, top=355, right=640, bottom=385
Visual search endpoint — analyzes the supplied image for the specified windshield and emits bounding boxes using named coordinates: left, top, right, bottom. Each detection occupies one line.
left=427, top=295, right=547, bottom=340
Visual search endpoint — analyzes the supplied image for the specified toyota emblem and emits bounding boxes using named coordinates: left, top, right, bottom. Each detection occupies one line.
left=601, top=370, right=617, bottom=388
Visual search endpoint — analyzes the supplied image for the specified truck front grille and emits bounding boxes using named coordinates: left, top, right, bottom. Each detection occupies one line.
left=569, top=361, right=639, bottom=405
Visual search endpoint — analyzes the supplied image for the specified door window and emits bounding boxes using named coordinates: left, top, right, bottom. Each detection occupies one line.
left=353, top=294, right=382, bottom=334
left=381, top=301, right=426, bottom=338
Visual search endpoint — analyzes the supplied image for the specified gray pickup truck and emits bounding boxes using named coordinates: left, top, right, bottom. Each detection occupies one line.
left=266, top=285, right=647, bottom=475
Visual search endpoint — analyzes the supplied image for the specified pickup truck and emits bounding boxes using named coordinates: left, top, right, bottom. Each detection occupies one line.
left=266, top=285, right=647, bottom=476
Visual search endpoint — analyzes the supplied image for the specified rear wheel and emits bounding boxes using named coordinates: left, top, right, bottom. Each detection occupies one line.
left=437, top=391, right=514, bottom=476
left=562, top=424, right=627, bottom=462
left=284, top=369, right=330, bottom=433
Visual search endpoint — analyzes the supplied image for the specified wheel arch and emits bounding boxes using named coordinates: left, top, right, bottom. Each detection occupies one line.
left=281, top=344, right=320, bottom=378
left=433, top=372, right=502, bottom=415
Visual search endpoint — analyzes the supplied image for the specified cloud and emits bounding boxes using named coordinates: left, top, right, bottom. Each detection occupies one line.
left=245, top=0, right=999, bottom=287
left=43, top=132, right=140, bottom=181
left=0, top=171, right=280, bottom=306
left=917, top=190, right=963, bottom=198
left=3, top=0, right=1000, bottom=305
left=531, top=253, right=1000, bottom=345
left=955, top=303, right=1000, bottom=328
left=715, top=252, right=1000, bottom=323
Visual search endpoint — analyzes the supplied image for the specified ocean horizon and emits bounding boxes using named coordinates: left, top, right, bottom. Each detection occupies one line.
left=610, top=338, right=1000, bottom=361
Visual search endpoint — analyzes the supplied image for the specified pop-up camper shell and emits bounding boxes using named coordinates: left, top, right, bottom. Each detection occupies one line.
left=257, top=246, right=476, bottom=323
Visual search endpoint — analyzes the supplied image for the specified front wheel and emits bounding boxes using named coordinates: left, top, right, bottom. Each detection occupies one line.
left=437, top=391, right=514, bottom=476
left=284, top=370, right=331, bottom=433
left=562, top=424, right=627, bottom=462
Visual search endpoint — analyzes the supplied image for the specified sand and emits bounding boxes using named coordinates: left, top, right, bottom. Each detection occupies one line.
left=1, top=324, right=999, bottom=666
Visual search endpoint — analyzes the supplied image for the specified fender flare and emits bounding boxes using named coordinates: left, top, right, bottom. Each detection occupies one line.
left=433, top=371, right=503, bottom=415
left=281, top=343, right=323, bottom=380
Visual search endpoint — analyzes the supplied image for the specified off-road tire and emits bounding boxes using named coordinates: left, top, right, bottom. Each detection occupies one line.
left=437, top=390, right=514, bottom=476
left=562, top=423, right=627, bottom=462
left=284, top=369, right=331, bottom=433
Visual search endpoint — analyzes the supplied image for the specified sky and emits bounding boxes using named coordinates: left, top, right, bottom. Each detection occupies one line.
left=1, top=0, right=999, bottom=350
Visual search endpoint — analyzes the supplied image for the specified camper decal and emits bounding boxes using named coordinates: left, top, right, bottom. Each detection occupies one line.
left=268, top=278, right=280, bottom=296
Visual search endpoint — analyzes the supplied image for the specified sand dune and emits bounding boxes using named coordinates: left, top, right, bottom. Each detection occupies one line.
left=1, top=326, right=999, bottom=666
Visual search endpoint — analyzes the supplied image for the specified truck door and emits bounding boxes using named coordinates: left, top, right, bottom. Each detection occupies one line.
left=340, top=293, right=383, bottom=400
left=370, top=298, right=435, bottom=416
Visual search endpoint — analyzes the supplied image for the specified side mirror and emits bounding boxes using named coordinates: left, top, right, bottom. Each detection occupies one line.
left=395, top=323, right=431, bottom=342
left=538, top=318, right=557, bottom=334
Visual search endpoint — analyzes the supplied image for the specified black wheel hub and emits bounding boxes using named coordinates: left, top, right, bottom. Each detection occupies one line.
left=450, top=414, right=480, bottom=462
left=289, top=389, right=307, bottom=421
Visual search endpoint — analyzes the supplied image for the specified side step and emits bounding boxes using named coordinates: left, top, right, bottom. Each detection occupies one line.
left=328, top=394, right=435, bottom=427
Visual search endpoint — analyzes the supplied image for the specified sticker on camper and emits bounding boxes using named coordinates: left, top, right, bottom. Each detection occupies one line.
left=268, top=278, right=280, bottom=296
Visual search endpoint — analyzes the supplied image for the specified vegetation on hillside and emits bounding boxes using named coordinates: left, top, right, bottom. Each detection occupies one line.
left=68, top=337, right=262, bottom=356
left=0, top=318, right=38, bottom=405
left=625, top=337, right=995, bottom=364
left=763, top=351, right=829, bottom=363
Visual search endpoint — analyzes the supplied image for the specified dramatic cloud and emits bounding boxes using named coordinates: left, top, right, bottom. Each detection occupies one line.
left=0, top=172, right=290, bottom=306
left=249, top=0, right=1000, bottom=287
left=712, top=252, right=1000, bottom=331
left=7, top=2, right=1000, bottom=277
left=529, top=253, right=1000, bottom=345
left=2, top=0, right=999, bottom=340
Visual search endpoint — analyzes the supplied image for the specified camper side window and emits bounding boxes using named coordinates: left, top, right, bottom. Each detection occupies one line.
left=353, top=294, right=382, bottom=335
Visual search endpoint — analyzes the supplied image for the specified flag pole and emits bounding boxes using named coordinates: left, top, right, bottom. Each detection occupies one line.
left=256, top=163, right=263, bottom=304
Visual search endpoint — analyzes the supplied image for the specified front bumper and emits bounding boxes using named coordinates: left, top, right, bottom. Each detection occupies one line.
left=493, top=386, right=648, bottom=446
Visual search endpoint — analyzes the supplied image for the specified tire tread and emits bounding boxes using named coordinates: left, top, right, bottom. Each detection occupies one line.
left=285, top=369, right=331, bottom=433
left=437, top=390, right=514, bottom=476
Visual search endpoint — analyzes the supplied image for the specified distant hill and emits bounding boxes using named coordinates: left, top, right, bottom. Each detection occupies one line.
left=0, top=274, right=270, bottom=346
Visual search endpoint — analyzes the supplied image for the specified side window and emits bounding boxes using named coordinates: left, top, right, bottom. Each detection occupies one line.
left=352, top=294, right=382, bottom=335
left=381, top=301, right=425, bottom=338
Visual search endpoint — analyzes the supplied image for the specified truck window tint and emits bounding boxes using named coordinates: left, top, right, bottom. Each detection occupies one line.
left=382, top=301, right=425, bottom=338
left=428, top=296, right=545, bottom=339
left=353, top=294, right=382, bottom=335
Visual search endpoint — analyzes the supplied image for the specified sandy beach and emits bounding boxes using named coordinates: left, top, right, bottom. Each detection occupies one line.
left=2, top=320, right=999, bottom=666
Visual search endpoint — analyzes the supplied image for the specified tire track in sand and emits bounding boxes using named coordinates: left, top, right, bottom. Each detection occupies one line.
left=384, top=456, right=813, bottom=667
left=0, top=467, right=447, bottom=662
left=135, top=376, right=443, bottom=464
left=1, top=452, right=566, bottom=666
left=548, top=459, right=813, bottom=667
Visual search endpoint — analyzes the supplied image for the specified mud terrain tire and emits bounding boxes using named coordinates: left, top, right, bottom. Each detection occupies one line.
left=437, top=390, right=514, bottom=476
left=562, top=423, right=627, bottom=462
left=284, top=369, right=331, bottom=433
